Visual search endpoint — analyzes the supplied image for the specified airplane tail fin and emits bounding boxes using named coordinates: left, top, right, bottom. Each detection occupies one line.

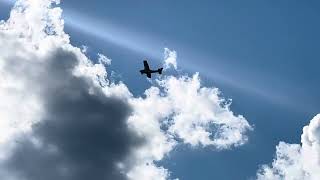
left=158, top=68, right=163, bottom=74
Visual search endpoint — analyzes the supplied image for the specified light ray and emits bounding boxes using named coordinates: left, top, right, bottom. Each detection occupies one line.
left=64, top=10, right=164, bottom=59
left=0, top=0, right=275, bottom=100
left=65, top=13, right=302, bottom=111
left=1, top=0, right=313, bottom=113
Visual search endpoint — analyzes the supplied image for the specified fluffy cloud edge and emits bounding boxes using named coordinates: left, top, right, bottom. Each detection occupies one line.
left=163, top=48, right=177, bottom=70
left=257, top=114, right=320, bottom=180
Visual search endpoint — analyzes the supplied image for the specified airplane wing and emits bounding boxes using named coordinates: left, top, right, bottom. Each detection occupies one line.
left=143, top=60, right=150, bottom=70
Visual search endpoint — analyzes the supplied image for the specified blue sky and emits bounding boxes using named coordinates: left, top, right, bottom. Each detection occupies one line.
left=1, top=0, right=320, bottom=179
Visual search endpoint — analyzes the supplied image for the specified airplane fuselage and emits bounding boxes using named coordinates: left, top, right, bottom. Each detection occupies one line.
left=140, top=69, right=159, bottom=74
left=140, top=60, right=163, bottom=78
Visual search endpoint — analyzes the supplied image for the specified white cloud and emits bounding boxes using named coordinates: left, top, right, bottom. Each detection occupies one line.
left=0, top=0, right=252, bottom=180
left=127, top=163, right=173, bottom=180
left=160, top=74, right=251, bottom=148
left=257, top=114, right=320, bottom=180
left=0, top=0, right=66, bottom=145
left=163, top=48, right=177, bottom=70
left=125, top=73, right=252, bottom=180
left=97, top=53, right=112, bottom=65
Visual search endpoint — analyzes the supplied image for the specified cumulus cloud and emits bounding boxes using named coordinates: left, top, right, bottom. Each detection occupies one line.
left=257, top=114, right=320, bottom=180
left=1, top=50, right=143, bottom=180
left=0, top=1, right=142, bottom=179
left=125, top=74, right=252, bottom=179
left=0, top=0, right=252, bottom=180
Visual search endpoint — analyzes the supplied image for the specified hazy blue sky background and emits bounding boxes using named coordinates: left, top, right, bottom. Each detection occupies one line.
left=1, top=0, right=320, bottom=179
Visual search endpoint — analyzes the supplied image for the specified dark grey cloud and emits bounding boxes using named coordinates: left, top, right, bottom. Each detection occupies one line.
left=2, top=49, right=144, bottom=180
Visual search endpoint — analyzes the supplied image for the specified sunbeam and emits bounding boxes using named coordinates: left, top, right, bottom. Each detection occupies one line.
left=63, top=11, right=260, bottom=92
left=64, top=12, right=313, bottom=113
left=1, top=0, right=313, bottom=113
left=64, top=10, right=165, bottom=59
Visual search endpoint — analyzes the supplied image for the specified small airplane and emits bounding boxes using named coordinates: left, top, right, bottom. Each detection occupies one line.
left=140, top=60, right=163, bottom=78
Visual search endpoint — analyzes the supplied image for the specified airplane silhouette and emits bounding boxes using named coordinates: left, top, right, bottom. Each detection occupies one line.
left=140, top=60, right=163, bottom=78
